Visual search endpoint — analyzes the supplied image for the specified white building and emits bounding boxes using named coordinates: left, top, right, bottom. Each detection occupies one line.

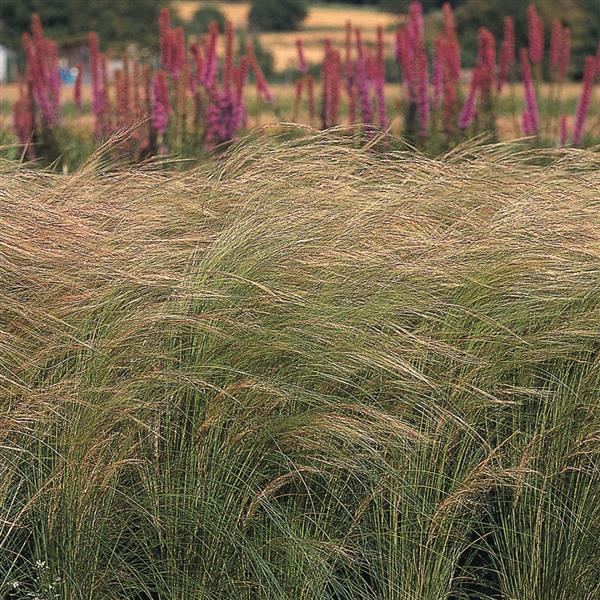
left=0, top=44, right=17, bottom=83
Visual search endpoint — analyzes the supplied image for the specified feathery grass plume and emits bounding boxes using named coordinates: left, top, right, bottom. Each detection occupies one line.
left=1, top=136, right=599, bottom=599
left=497, top=17, right=516, bottom=93
left=520, top=47, right=540, bottom=133
left=527, top=3, right=544, bottom=65
left=573, top=55, right=596, bottom=145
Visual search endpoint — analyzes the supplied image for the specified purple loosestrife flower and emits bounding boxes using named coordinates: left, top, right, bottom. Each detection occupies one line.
left=170, top=27, right=187, bottom=81
left=344, top=21, right=356, bottom=124
left=521, top=110, right=534, bottom=136
left=375, top=26, right=388, bottom=129
left=560, top=28, right=572, bottom=80
left=88, top=32, right=106, bottom=138
left=573, top=56, right=596, bottom=146
left=355, top=55, right=373, bottom=126
left=189, top=43, right=203, bottom=92
left=159, top=8, right=172, bottom=73
left=151, top=70, right=170, bottom=135
left=433, top=36, right=444, bottom=108
left=459, top=68, right=480, bottom=129
left=202, top=23, right=219, bottom=90
left=520, top=47, right=539, bottom=133
left=233, top=55, right=249, bottom=131
left=527, top=4, right=544, bottom=66
left=442, top=3, right=460, bottom=81
left=224, top=21, right=235, bottom=92
left=395, top=27, right=413, bottom=96
left=550, top=19, right=563, bottom=77
left=247, top=40, right=275, bottom=104
left=497, top=17, right=515, bottom=93
left=415, top=47, right=429, bottom=136
left=296, top=39, right=308, bottom=75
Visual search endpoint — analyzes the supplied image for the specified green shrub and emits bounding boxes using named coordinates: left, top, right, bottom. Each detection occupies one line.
left=249, top=0, right=308, bottom=32
left=187, top=5, right=227, bottom=34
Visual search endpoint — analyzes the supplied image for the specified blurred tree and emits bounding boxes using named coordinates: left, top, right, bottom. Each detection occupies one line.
left=455, top=0, right=594, bottom=74
left=249, top=0, right=308, bottom=32
left=0, top=0, right=164, bottom=50
left=186, top=6, right=227, bottom=35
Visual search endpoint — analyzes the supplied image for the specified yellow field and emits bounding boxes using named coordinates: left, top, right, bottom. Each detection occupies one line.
left=173, top=1, right=400, bottom=70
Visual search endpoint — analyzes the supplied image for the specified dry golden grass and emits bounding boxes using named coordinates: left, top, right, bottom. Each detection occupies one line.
left=1, top=135, right=599, bottom=598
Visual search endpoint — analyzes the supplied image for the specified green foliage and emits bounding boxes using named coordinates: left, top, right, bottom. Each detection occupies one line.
left=0, top=137, right=599, bottom=599
left=0, top=0, right=164, bottom=50
left=186, top=5, right=227, bottom=35
left=249, top=0, right=308, bottom=32
left=454, top=0, right=595, bottom=73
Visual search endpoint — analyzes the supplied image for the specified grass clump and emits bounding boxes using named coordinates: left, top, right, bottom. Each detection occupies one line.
left=0, top=135, right=599, bottom=599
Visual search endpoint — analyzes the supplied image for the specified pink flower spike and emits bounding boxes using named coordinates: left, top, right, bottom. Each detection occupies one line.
left=459, top=68, right=479, bottom=129
left=559, top=27, right=571, bottom=80
left=520, top=47, right=539, bottom=133
left=550, top=19, right=562, bottom=75
left=573, top=56, right=596, bottom=146
left=296, top=39, right=308, bottom=75
left=497, top=17, right=516, bottom=93
left=527, top=4, right=544, bottom=65
left=151, top=70, right=171, bottom=135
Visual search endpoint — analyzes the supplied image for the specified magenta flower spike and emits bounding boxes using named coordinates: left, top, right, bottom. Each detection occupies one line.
left=459, top=68, right=480, bottom=129
left=520, top=47, right=539, bottom=133
left=550, top=19, right=563, bottom=76
left=296, top=39, right=309, bottom=75
left=151, top=70, right=170, bottom=135
left=573, top=56, right=596, bottom=146
left=497, top=17, right=515, bottom=93
left=527, top=4, right=544, bottom=65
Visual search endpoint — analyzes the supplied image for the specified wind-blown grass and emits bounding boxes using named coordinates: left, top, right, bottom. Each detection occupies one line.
left=0, top=134, right=599, bottom=599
